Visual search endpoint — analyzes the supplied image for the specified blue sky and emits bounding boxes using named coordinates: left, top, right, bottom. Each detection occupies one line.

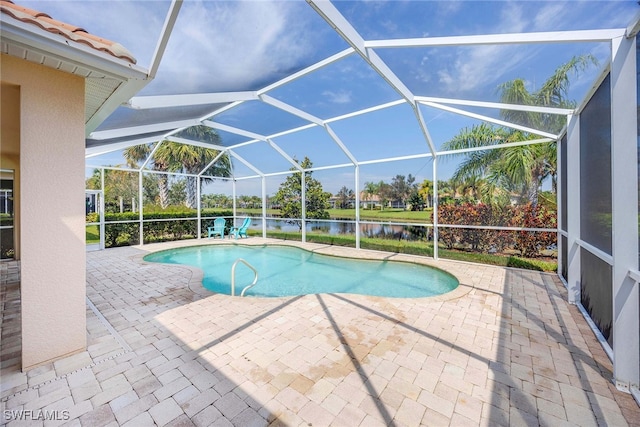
left=24, top=0, right=638, bottom=195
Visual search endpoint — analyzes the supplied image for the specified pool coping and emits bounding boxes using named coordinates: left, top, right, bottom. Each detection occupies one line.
left=131, top=237, right=475, bottom=302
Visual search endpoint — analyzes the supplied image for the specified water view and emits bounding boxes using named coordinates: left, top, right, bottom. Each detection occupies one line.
left=258, top=218, right=432, bottom=241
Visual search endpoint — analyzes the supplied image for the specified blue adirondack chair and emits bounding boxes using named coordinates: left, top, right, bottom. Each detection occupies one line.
left=207, top=217, right=226, bottom=239
left=230, top=217, right=251, bottom=239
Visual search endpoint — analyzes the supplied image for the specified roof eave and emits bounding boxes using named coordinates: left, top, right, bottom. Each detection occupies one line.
left=1, top=15, right=151, bottom=136
left=1, top=16, right=149, bottom=78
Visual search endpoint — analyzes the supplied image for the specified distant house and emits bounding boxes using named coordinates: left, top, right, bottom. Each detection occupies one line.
left=388, top=200, right=407, bottom=209
left=358, top=192, right=406, bottom=209
left=359, top=192, right=380, bottom=209
left=329, top=195, right=355, bottom=209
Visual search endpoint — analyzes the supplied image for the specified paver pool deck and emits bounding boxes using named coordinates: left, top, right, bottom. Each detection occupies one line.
left=1, top=238, right=639, bottom=426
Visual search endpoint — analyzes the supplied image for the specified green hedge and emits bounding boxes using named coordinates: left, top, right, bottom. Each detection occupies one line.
left=103, top=210, right=234, bottom=247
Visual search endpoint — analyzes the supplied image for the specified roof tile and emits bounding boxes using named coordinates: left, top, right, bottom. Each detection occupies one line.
left=0, top=0, right=136, bottom=64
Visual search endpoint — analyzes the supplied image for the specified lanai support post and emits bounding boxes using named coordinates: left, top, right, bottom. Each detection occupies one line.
left=232, top=179, right=237, bottom=228
left=432, top=157, right=438, bottom=260
left=302, top=170, right=306, bottom=243
left=99, top=168, right=106, bottom=249
left=355, top=164, right=360, bottom=250
left=610, top=33, right=639, bottom=393
left=262, top=176, right=267, bottom=238
left=138, top=170, right=144, bottom=245
left=556, top=136, right=564, bottom=285
left=566, top=114, right=580, bottom=305
left=196, top=175, right=201, bottom=239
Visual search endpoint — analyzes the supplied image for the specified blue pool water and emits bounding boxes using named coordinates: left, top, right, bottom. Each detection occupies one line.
left=143, top=245, right=459, bottom=298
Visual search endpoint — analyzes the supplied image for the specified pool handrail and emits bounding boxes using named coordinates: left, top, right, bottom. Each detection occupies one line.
left=230, top=258, right=258, bottom=297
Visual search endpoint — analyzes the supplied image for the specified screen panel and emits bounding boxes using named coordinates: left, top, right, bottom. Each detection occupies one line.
left=561, top=235, right=568, bottom=282
left=580, top=249, right=613, bottom=346
left=579, top=75, right=612, bottom=255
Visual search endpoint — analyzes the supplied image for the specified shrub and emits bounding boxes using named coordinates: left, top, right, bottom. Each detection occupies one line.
left=436, top=203, right=510, bottom=251
left=86, top=212, right=99, bottom=223
left=143, top=219, right=197, bottom=243
left=105, top=222, right=139, bottom=247
left=434, top=202, right=556, bottom=257
left=510, top=203, right=557, bottom=257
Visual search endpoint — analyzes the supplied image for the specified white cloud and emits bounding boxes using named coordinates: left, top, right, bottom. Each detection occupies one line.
left=322, top=90, right=352, bottom=104
left=439, top=0, right=463, bottom=14
left=498, top=2, right=528, bottom=33
left=380, top=19, right=398, bottom=34
left=150, top=0, right=316, bottom=94
left=428, top=3, right=543, bottom=96
left=429, top=0, right=635, bottom=100
left=435, top=43, right=529, bottom=95
left=533, top=3, right=570, bottom=31
left=437, top=70, right=454, bottom=87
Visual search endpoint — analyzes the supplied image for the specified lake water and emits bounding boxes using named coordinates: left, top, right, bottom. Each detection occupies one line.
left=247, top=218, right=432, bottom=241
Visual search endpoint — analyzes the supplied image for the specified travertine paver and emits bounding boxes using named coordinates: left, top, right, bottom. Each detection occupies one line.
left=1, top=238, right=639, bottom=426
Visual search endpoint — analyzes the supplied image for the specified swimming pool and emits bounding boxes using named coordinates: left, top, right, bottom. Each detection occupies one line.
left=143, top=245, right=459, bottom=298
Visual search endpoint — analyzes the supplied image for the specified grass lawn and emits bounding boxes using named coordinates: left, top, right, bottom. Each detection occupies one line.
left=255, top=229, right=557, bottom=272
left=327, top=208, right=433, bottom=222
left=86, top=225, right=100, bottom=244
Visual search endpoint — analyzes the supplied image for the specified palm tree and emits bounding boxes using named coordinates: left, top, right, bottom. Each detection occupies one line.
left=363, top=181, right=379, bottom=209
left=437, top=180, right=455, bottom=204
left=443, top=55, right=596, bottom=206
left=453, top=176, right=482, bottom=202
left=170, top=126, right=231, bottom=208
left=499, top=55, right=597, bottom=133
left=124, top=126, right=231, bottom=209
left=418, top=179, right=433, bottom=208
left=444, top=125, right=555, bottom=205
left=123, top=143, right=171, bottom=208
left=158, top=144, right=230, bottom=209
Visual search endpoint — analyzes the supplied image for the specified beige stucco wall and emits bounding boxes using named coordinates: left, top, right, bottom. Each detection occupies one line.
left=1, top=55, right=86, bottom=370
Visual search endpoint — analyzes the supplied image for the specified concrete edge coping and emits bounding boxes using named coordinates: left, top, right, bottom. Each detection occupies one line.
left=129, top=237, right=480, bottom=302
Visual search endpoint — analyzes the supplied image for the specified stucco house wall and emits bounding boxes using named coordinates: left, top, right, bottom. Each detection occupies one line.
left=1, top=54, right=86, bottom=369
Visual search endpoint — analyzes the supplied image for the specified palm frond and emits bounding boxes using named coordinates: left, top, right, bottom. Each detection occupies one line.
left=535, top=54, right=598, bottom=107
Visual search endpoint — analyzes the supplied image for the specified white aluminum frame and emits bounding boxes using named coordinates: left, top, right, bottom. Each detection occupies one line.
left=610, top=33, right=639, bottom=394
left=82, top=1, right=640, bottom=400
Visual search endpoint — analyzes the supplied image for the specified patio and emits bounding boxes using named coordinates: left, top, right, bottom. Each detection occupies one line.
left=1, top=239, right=638, bottom=426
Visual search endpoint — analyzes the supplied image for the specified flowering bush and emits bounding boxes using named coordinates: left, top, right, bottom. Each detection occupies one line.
left=511, top=203, right=557, bottom=257
left=435, top=202, right=556, bottom=257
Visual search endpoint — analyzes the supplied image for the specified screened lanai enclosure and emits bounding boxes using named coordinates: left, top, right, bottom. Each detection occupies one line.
left=77, top=1, right=640, bottom=403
